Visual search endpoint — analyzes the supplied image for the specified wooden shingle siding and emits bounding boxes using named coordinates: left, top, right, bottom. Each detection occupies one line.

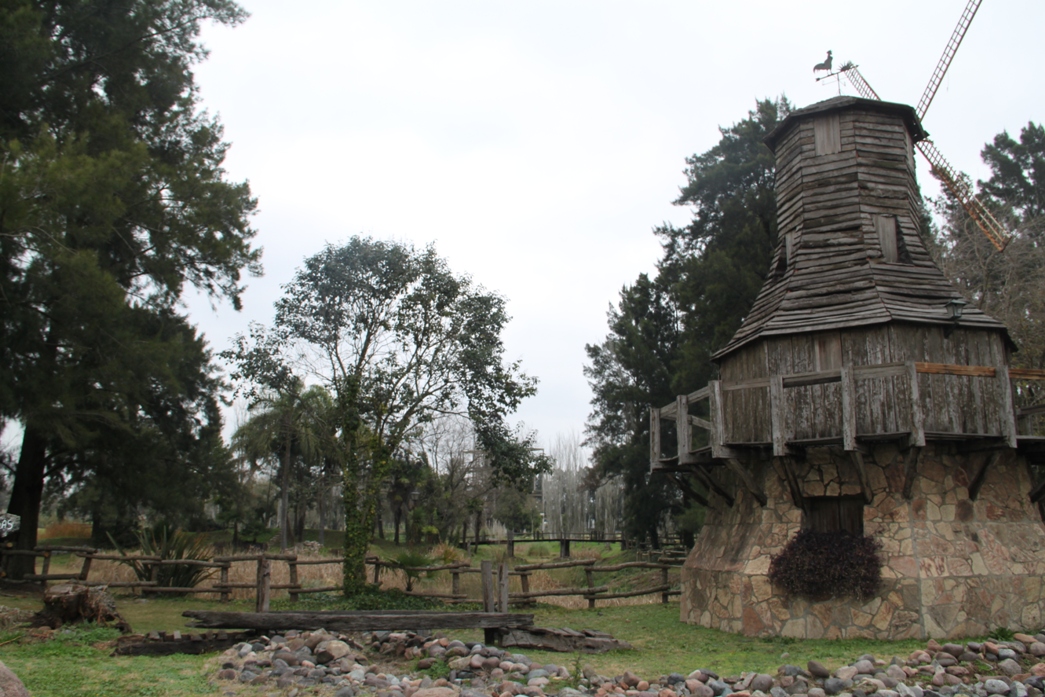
left=714, top=97, right=1009, bottom=361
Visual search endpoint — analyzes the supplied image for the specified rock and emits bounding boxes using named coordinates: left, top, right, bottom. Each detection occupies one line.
left=413, top=689, right=458, bottom=697
left=771, top=687, right=789, bottom=697
left=752, top=675, right=775, bottom=692
left=958, top=653, right=980, bottom=663
left=930, top=672, right=961, bottom=687
left=335, top=687, right=355, bottom=697
left=999, top=660, right=1024, bottom=676
left=709, top=679, right=732, bottom=696
left=623, top=671, right=642, bottom=688
left=934, top=654, right=957, bottom=668
left=941, top=645, right=963, bottom=658
left=809, top=663, right=832, bottom=679
left=1033, top=664, right=1045, bottom=678
left=808, top=690, right=827, bottom=697
left=984, top=680, right=1011, bottom=695
left=836, top=668, right=859, bottom=682
left=824, top=679, right=846, bottom=695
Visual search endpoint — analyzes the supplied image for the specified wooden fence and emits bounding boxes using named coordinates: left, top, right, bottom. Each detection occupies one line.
left=0, top=545, right=682, bottom=610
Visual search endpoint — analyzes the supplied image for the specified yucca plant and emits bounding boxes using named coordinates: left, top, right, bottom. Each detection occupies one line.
left=392, top=550, right=435, bottom=591
left=110, top=525, right=215, bottom=591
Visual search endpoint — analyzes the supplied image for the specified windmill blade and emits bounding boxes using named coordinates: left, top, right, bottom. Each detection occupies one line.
left=917, top=0, right=983, bottom=121
left=916, top=139, right=1009, bottom=251
left=838, top=63, right=1012, bottom=252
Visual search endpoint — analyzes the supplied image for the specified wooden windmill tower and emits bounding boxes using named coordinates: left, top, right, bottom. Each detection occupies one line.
left=650, top=4, right=1045, bottom=639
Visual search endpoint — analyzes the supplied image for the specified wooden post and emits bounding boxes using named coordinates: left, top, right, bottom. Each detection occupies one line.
left=770, top=374, right=787, bottom=457
left=451, top=567, right=461, bottom=602
left=906, top=361, right=926, bottom=447
left=650, top=407, right=661, bottom=471
left=585, top=566, right=595, bottom=609
left=372, top=559, right=382, bottom=585
left=40, top=551, right=51, bottom=584
left=998, top=364, right=1018, bottom=448
left=841, top=365, right=857, bottom=451
left=220, top=563, right=230, bottom=603
left=497, top=563, right=509, bottom=612
left=506, top=529, right=515, bottom=559
left=256, top=557, right=271, bottom=613
left=661, top=566, right=669, bottom=604
left=559, top=538, right=570, bottom=558
left=149, top=560, right=160, bottom=595
left=676, top=394, right=691, bottom=463
left=481, top=560, right=495, bottom=612
left=78, top=552, right=93, bottom=582
left=520, top=572, right=531, bottom=608
left=288, top=555, right=299, bottom=603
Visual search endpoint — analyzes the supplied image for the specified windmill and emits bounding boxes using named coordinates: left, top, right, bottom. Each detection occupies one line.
left=834, top=0, right=1011, bottom=251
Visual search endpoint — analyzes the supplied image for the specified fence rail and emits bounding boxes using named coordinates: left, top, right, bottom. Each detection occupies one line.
left=0, top=545, right=683, bottom=609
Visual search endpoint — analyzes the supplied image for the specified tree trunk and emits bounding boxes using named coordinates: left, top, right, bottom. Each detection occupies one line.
left=374, top=505, right=384, bottom=540
left=393, top=506, right=401, bottom=546
left=318, top=488, right=326, bottom=547
left=280, top=419, right=291, bottom=552
left=6, top=424, right=48, bottom=579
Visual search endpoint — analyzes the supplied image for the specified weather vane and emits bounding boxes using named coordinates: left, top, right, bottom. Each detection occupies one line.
left=812, top=50, right=854, bottom=96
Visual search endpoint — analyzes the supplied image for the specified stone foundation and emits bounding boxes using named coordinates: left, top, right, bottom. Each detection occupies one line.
left=680, top=444, right=1045, bottom=639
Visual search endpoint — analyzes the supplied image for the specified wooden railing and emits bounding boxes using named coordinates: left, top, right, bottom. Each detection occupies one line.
left=0, top=546, right=683, bottom=610
left=652, top=360, right=1045, bottom=468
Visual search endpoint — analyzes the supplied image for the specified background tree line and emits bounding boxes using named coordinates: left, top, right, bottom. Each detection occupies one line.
left=584, top=99, right=1045, bottom=548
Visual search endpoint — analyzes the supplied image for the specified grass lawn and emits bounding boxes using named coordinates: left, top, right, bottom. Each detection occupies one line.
left=0, top=590, right=933, bottom=697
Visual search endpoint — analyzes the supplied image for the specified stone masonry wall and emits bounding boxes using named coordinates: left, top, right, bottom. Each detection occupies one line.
left=680, top=444, right=1045, bottom=639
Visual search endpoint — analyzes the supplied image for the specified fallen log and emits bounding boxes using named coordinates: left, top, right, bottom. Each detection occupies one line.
left=33, top=584, right=130, bottom=633
left=183, top=610, right=534, bottom=633
left=113, top=629, right=253, bottom=656
left=500, top=626, right=632, bottom=653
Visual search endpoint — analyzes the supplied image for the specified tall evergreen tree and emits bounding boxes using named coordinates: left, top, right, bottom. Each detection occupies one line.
left=1, top=0, right=259, bottom=576
left=584, top=99, right=786, bottom=544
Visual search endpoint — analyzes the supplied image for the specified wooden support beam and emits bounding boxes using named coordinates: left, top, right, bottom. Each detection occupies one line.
left=902, top=446, right=922, bottom=500
left=849, top=450, right=874, bottom=504
left=915, top=362, right=995, bottom=377
left=998, top=365, right=1018, bottom=448
left=1010, top=367, right=1045, bottom=380
left=693, top=466, right=734, bottom=507
left=841, top=366, right=857, bottom=451
left=690, top=415, right=712, bottom=431
left=649, top=407, right=661, bottom=472
left=1030, top=477, right=1045, bottom=504
left=725, top=459, right=767, bottom=507
left=773, top=456, right=805, bottom=511
left=906, top=361, right=926, bottom=447
left=968, top=451, right=1003, bottom=502
left=669, top=473, right=709, bottom=507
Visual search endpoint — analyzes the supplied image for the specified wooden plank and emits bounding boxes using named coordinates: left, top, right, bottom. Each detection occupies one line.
left=497, top=563, right=510, bottom=613
left=968, top=451, right=1003, bottom=501
left=481, top=560, right=495, bottom=612
left=725, top=459, right=767, bottom=507
left=676, top=394, right=691, bottom=463
left=782, top=369, right=841, bottom=388
left=770, top=375, right=786, bottom=457
left=688, top=386, right=710, bottom=402
left=773, top=456, right=805, bottom=511
left=649, top=407, right=661, bottom=472
left=183, top=610, right=534, bottom=632
left=902, top=447, right=919, bottom=501
left=906, top=361, right=926, bottom=447
left=709, top=381, right=738, bottom=459
left=841, top=365, right=857, bottom=451
left=850, top=450, right=874, bottom=504
left=998, top=364, right=1018, bottom=448
left=915, top=362, right=996, bottom=377
left=1010, top=368, right=1045, bottom=381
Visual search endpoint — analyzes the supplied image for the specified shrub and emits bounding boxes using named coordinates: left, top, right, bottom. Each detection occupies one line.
left=767, top=529, right=882, bottom=601
left=110, top=525, right=215, bottom=589
left=392, top=550, right=435, bottom=591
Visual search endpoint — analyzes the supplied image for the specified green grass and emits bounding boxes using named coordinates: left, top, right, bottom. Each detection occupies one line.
left=1, top=625, right=215, bottom=697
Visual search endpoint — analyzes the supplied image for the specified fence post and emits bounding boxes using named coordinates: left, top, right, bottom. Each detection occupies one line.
left=372, top=559, right=382, bottom=585
left=520, top=571, right=531, bottom=608
left=661, top=566, right=670, bottom=604
left=481, top=560, right=495, bottom=612
left=451, top=567, right=461, bottom=602
left=506, top=530, right=515, bottom=559
left=78, top=551, right=93, bottom=582
left=559, top=538, right=570, bottom=559
left=220, top=563, right=230, bottom=603
left=497, top=562, right=509, bottom=612
left=288, top=555, right=300, bottom=603
left=256, top=556, right=271, bottom=612
left=585, top=566, right=595, bottom=609
left=40, top=551, right=51, bottom=586
left=149, top=560, right=160, bottom=594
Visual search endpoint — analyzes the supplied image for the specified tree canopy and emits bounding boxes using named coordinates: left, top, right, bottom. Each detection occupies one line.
left=1, top=0, right=259, bottom=574
left=227, top=236, right=547, bottom=591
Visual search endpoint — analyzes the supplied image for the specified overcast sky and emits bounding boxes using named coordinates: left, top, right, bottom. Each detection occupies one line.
left=187, top=0, right=1045, bottom=450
